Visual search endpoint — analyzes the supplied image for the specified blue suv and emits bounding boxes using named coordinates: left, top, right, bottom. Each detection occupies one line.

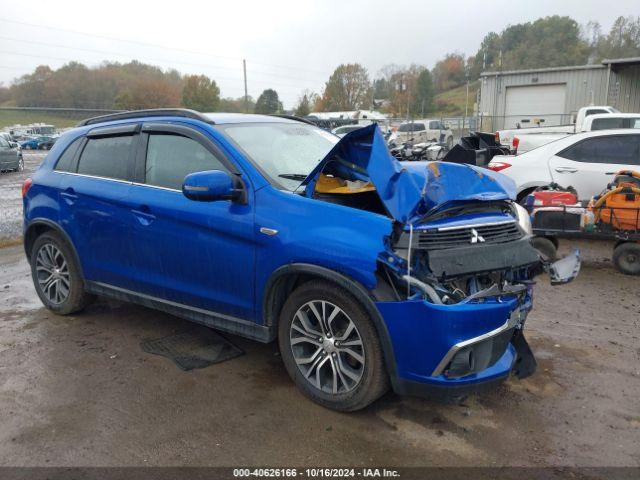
left=22, top=109, right=579, bottom=411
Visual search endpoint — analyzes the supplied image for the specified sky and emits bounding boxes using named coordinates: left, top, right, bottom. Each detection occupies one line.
left=0, top=0, right=638, bottom=108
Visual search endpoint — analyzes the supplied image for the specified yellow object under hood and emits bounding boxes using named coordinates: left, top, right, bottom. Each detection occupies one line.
left=314, top=174, right=376, bottom=194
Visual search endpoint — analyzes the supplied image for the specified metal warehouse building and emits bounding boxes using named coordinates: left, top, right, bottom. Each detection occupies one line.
left=478, top=57, right=640, bottom=131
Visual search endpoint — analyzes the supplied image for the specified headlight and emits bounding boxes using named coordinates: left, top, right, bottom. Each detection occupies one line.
left=514, top=202, right=533, bottom=235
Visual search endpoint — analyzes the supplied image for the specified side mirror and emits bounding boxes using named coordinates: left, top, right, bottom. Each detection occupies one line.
left=182, top=170, right=240, bottom=202
left=8, top=142, right=18, bottom=148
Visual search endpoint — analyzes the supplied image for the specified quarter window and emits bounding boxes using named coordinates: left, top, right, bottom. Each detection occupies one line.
left=144, top=133, right=227, bottom=190
left=77, top=135, right=134, bottom=180
left=54, top=137, right=83, bottom=172
left=558, top=135, right=640, bottom=165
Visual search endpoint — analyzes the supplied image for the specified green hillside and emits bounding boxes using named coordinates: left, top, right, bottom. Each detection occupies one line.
left=433, top=81, right=479, bottom=116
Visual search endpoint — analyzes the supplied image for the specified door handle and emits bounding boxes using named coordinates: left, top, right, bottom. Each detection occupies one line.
left=131, top=205, right=156, bottom=226
left=554, top=167, right=578, bottom=173
left=60, top=188, right=78, bottom=205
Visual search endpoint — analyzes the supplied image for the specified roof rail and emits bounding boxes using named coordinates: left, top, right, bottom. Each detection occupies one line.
left=269, top=114, right=316, bottom=126
left=76, top=108, right=213, bottom=127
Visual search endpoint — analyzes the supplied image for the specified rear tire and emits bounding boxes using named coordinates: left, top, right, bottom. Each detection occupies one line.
left=613, top=242, right=640, bottom=275
left=278, top=280, right=389, bottom=411
left=30, top=231, right=94, bottom=314
left=532, top=236, right=557, bottom=262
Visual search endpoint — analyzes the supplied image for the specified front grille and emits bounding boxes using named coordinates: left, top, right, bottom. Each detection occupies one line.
left=412, top=221, right=523, bottom=250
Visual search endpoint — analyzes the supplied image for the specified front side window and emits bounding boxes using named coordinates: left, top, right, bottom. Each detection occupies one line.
left=429, top=121, right=439, bottom=129
left=77, top=135, right=134, bottom=180
left=217, top=122, right=338, bottom=191
left=558, top=135, right=640, bottom=165
left=145, top=133, right=227, bottom=190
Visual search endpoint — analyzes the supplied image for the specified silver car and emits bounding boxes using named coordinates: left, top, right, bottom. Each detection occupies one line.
left=0, top=135, right=23, bottom=172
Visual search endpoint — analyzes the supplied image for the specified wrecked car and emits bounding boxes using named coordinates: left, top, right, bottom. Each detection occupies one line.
left=22, top=110, right=580, bottom=411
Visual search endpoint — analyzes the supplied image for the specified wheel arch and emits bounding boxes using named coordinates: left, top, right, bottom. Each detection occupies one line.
left=24, top=219, right=84, bottom=277
left=263, top=263, right=399, bottom=386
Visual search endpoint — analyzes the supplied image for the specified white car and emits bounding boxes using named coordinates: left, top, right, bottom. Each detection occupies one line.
left=331, top=125, right=365, bottom=137
left=395, top=119, right=454, bottom=149
left=488, top=129, right=640, bottom=202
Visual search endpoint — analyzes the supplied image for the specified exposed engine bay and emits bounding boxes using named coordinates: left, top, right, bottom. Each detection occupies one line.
left=302, top=125, right=580, bottom=307
left=309, top=169, right=577, bottom=307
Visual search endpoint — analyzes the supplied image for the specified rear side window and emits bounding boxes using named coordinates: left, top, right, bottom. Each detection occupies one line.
left=145, top=133, right=227, bottom=190
left=77, top=135, right=134, bottom=181
left=54, top=137, right=83, bottom=172
left=558, top=135, right=640, bottom=165
left=591, top=118, right=624, bottom=130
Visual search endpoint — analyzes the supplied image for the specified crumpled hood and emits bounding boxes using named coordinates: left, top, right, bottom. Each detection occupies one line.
left=302, top=124, right=517, bottom=223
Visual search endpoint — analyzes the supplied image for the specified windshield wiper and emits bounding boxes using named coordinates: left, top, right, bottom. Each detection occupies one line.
left=278, top=173, right=308, bottom=180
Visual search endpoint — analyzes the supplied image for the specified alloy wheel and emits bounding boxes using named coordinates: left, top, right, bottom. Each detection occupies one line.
left=289, top=300, right=365, bottom=394
left=35, top=243, right=70, bottom=304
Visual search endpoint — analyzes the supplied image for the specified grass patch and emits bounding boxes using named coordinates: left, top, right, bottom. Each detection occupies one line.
left=0, top=110, right=93, bottom=129
left=434, top=81, right=479, bottom=117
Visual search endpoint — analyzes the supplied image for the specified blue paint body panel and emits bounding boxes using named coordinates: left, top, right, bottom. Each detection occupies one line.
left=23, top=114, right=538, bottom=396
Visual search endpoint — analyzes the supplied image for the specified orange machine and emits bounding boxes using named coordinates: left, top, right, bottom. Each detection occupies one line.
left=588, top=170, right=640, bottom=231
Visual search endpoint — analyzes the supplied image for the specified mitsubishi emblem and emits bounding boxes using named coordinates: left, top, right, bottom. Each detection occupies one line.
left=470, top=228, right=485, bottom=244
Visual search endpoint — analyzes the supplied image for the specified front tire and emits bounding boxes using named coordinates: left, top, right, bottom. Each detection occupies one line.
left=532, top=236, right=557, bottom=262
left=30, top=231, right=94, bottom=314
left=278, top=280, right=389, bottom=411
left=613, top=242, right=640, bottom=275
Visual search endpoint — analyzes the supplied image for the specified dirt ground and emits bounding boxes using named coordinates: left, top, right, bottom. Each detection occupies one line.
left=0, top=235, right=638, bottom=467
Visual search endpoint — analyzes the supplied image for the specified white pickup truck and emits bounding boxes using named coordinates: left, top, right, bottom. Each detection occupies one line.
left=496, top=106, right=623, bottom=153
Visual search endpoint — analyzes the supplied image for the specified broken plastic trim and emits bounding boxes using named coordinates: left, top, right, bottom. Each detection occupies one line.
left=545, top=249, right=581, bottom=285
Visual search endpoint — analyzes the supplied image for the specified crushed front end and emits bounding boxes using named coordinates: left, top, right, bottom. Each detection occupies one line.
left=302, top=124, right=580, bottom=398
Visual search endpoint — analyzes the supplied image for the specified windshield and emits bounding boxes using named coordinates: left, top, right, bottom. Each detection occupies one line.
left=216, top=122, right=339, bottom=191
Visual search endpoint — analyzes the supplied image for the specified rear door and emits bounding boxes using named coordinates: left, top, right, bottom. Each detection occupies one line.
left=126, top=122, right=256, bottom=320
left=549, top=134, right=640, bottom=200
left=55, top=124, right=138, bottom=288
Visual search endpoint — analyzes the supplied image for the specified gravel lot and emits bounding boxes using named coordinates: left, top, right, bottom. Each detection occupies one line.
left=0, top=152, right=46, bottom=243
left=0, top=151, right=638, bottom=469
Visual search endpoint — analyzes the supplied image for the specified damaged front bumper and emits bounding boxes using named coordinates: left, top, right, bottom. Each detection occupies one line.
left=375, top=251, right=580, bottom=399
left=376, top=294, right=530, bottom=398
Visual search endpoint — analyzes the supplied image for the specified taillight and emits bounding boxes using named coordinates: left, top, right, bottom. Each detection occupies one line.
left=22, top=178, right=33, bottom=197
left=494, top=131, right=500, bottom=143
left=488, top=162, right=512, bottom=172
left=512, top=137, right=520, bottom=150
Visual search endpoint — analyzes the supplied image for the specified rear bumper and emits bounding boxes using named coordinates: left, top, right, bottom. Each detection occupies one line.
left=376, top=293, right=533, bottom=398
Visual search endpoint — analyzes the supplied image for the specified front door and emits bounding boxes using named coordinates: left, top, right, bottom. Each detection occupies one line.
left=549, top=134, right=640, bottom=201
left=127, top=123, right=256, bottom=320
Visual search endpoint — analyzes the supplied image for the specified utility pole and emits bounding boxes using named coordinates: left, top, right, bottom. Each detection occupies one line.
left=243, top=59, right=248, bottom=113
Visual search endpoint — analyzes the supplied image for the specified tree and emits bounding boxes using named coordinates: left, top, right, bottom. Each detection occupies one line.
left=295, top=92, right=313, bottom=117
left=255, top=89, right=282, bottom=114
left=412, top=69, right=435, bottom=116
left=219, top=95, right=255, bottom=113
left=591, top=16, right=640, bottom=60
left=320, top=64, right=371, bottom=111
left=432, top=53, right=466, bottom=92
left=469, top=16, right=592, bottom=78
left=182, top=75, right=220, bottom=111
